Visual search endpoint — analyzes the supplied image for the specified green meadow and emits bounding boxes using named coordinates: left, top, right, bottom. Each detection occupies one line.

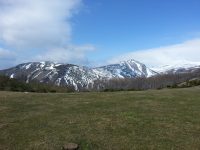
left=1, top=87, right=200, bottom=150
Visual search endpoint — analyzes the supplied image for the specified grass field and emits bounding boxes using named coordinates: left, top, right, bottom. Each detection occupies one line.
left=0, top=87, right=200, bottom=150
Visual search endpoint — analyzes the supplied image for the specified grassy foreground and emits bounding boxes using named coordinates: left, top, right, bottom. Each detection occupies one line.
left=0, top=87, right=200, bottom=150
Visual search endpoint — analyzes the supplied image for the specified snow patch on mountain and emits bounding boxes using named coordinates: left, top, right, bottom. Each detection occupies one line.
left=152, top=61, right=200, bottom=74
left=10, top=73, right=15, bottom=78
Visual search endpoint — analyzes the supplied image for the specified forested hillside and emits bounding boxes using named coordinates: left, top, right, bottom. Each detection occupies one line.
left=92, top=69, right=200, bottom=91
left=0, top=75, right=74, bottom=93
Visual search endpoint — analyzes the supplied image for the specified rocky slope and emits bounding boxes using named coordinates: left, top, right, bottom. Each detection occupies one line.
left=0, top=59, right=156, bottom=91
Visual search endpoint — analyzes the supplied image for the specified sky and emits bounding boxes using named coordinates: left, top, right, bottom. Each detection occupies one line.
left=0, top=0, right=200, bottom=69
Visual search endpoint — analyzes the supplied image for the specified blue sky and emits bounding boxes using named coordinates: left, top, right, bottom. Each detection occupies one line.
left=0, top=0, right=200, bottom=69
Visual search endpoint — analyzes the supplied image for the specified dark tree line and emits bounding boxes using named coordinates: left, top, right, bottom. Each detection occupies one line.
left=0, top=75, right=74, bottom=93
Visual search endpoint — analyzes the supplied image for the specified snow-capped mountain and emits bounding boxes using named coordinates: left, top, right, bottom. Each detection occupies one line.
left=151, top=61, right=200, bottom=74
left=2, top=59, right=199, bottom=91
left=0, top=59, right=156, bottom=91
left=94, top=59, right=156, bottom=78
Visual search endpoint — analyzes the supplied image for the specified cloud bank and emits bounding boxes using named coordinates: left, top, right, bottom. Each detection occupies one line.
left=35, top=44, right=95, bottom=64
left=0, top=0, right=81, bottom=49
left=0, top=0, right=95, bottom=67
left=0, top=48, right=16, bottom=69
left=108, top=38, right=200, bottom=67
left=0, top=48, right=15, bottom=60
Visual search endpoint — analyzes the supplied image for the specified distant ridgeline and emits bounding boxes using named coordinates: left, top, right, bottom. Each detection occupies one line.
left=0, top=70, right=200, bottom=93
left=0, top=75, right=74, bottom=93
left=0, top=60, right=200, bottom=92
left=100, top=71, right=200, bottom=92
left=0, top=60, right=157, bottom=92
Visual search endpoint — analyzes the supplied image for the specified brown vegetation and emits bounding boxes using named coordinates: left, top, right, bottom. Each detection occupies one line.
left=91, top=69, right=200, bottom=92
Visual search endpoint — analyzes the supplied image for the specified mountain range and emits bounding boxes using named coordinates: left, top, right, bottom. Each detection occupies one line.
left=0, top=59, right=200, bottom=91
left=151, top=61, right=200, bottom=74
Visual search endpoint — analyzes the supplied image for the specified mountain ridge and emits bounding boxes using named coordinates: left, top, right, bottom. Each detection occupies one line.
left=151, top=61, right=200, bottom=74
left=0, top=59, right=156, bottom=91
left=1, top=59, right=200, bottom=91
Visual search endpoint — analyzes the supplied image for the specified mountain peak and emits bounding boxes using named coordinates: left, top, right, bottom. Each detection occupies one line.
left=0, top=59, right=157, bottom=90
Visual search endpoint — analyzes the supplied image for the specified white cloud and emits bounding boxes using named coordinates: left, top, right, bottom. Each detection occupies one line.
left=35, top=45, right=95, bottom=65
left=0, top=0, right=96, bottom=66
left=0, top=48, right=16, bottom=69
left=0, top=0, right=81, bottom=49
left=108, top=38, right=200, bottom=67
left=0, top=48, right=15, bottom=59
